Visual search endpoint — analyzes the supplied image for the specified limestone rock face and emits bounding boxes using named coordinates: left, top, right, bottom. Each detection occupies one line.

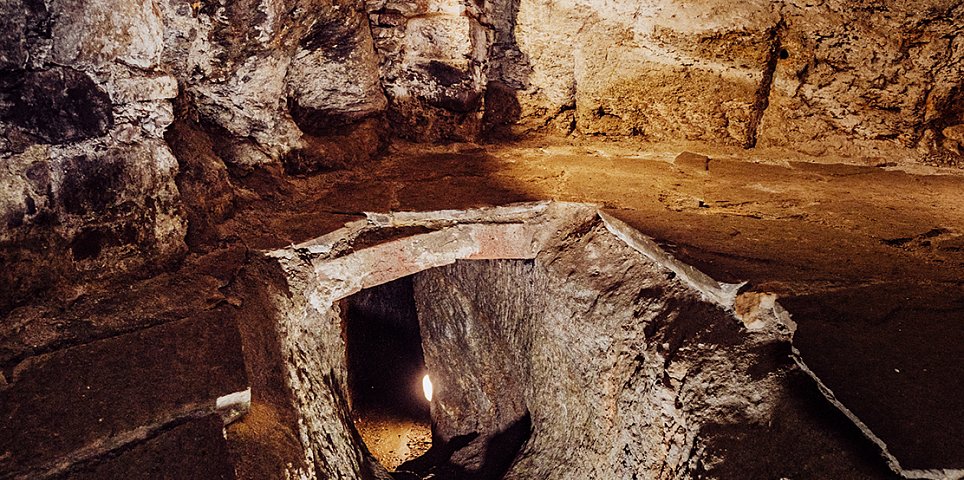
left=368, top=0, right=489, bottom=141
left=284, top=0, right=390, bottom=173
left=493, top=0, right=781, bottom=144
left=157, top=0, right=389, bottom=170
left=486, top=0, right=962, bottom=159
left=759, top=0, right=964, bottom=159
left=0, top=0, right=186, bottom=314
left=0, top=0, right=396, bottom=311
left=157, top=0, right=304, bottom=168
left=287, top=0, right=387, bottom=131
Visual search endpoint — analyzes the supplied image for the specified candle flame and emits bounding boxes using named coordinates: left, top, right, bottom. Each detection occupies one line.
left=422, top=374, right=433, bottom=402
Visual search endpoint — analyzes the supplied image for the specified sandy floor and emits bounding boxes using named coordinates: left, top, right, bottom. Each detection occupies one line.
left=353, top=408, right=432, bottom=471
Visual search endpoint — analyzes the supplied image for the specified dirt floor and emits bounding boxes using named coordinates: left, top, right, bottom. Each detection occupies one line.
left=353, top=408, right=432, bottom=471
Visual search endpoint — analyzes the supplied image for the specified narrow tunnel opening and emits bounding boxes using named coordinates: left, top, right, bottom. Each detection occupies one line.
left=340, top=260, right=537, bottom=478
left=343, top=275, right=433, bottom=471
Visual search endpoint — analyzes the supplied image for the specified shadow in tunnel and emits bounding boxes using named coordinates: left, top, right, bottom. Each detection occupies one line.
left=394, top=412, right=533, bottom=480
left=344, top=275, right=428, bottom=419
left=343, top=275, right=433, bottom=471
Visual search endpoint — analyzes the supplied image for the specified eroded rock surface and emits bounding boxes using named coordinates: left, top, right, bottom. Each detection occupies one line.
left=1, top=0, right=963, bottom=477
left=409, top=222, right=796, bottom=478
left=253, top=203, right=851, bottom=479
left=1, top=0, right=962, bottom=314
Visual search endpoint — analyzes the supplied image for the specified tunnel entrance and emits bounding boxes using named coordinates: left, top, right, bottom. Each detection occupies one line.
left=343, top=275, right=432, bottom=470
left=342, top=261, right=539, bottom=479
left=264, top=203, right=809, bottom=479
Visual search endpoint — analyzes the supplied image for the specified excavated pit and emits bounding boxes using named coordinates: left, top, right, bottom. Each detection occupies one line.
left=255, top=202, right=810, bottom=479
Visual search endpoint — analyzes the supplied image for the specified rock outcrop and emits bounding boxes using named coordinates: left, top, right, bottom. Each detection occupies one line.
left=484, top=0, right=963, bottom=161
left=1, top=0, right=185, bottom=314
left=256, top=203, right=810, bottom=478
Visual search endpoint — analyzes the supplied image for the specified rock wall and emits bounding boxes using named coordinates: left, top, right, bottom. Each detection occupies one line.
left=1, top=0, right=186, bottom=313
left=0, top=0, right=389, bottom=312
left=761, top=0, right=964, bottom=159
left=413, top=260, right=537, bottom=474
left=1, top=0, right=961, bottom=311
left=411, top=230, right=794, bottom=478
left=484, top=0, right=963, bottom=159
left=252, top=203, right=829, bottom=478
left=368, top=0, right=489, bottom=141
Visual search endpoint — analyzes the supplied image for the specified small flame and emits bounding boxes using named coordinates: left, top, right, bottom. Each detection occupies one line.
left=422, top=374, right=433, bottom=402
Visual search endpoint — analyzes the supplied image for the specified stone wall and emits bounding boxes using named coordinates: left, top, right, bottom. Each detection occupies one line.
left=1, top=0, right=186, bottom=313
left=484, top=0, right=963, bottom=159
left=0, top=0, right=389, bottom=312
left=261, top=203, right=807, bottom=478
left=1, top=0, right=961, bottom=311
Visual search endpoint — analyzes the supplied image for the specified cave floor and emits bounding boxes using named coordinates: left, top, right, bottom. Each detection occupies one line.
left=3, top=136, right=963, bottom=478
left=352, top=407, right=432, bottom=471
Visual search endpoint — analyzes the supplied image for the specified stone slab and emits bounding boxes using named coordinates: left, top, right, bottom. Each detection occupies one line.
left=54, top=415, right=234, bottom=480
left=0, top=314, right=248, bottom=479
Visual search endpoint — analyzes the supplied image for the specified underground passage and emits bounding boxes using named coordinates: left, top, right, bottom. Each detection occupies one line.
left=254, top=204, right=810, bottom=479
left=249, top=203, right=963, bottom=480
left=3, top=0, right=964, bottom=478
left=343, top=269, right=536, bottom=477
left=343, top=276, right=432, bottom=471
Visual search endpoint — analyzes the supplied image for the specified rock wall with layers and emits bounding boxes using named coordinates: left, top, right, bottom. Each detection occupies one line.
left=1, top=0, right=961, bottom=313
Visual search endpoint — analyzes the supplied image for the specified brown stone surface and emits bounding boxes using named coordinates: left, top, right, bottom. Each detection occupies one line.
left=0, top=245, right=249, bottom=371
left=0, top=0, right=959, bottom=476
left=54, top=415, right=235, bottom=480
left=213, top=139, right=963, bottom=476
left=0, top=312, right=247, bottom=478
left=1, top=134, right=962, bottom=477
left=698, top=370, right=900, bottom=480
left=255, top=204, right=901, bottom=478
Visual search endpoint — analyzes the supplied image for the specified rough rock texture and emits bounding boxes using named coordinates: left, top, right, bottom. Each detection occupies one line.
left=51, top=414, right=236, bottom=480
left=368, top=0, right=489, bottom=141
left=482, top=0, right=963, bottom=162
left=412, top=261, right=537, bottom=475
left=759, top=0, right=964, bottom=160
left=0, top=0, right=185, bottom=314
left=489, top=0, right=779, bottom=144
left=255, top=203, right=816, bottom=478
left=411, top=229, right=794, bottom=478
left=1, top=0, right=963, bottom=477
left=156, top=0, right=391, bottom=172
left=5, top=154, right=960, bottom=480
left=3, top=0, right=962, bottom=314
left=784, top=282, right=964, bottom=478
left=245, top=255, right=392, bottom=480
left=0, top=0, right=392, bottom=311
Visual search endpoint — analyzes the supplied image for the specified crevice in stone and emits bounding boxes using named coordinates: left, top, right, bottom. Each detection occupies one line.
left=744, top=18, right=785, bottom=149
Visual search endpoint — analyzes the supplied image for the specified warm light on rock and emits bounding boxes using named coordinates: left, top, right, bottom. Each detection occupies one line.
left=422, top=374, right=433, bottom=402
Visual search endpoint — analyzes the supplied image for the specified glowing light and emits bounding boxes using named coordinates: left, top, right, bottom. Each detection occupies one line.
left=422, top=374, right=433, bottom=402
